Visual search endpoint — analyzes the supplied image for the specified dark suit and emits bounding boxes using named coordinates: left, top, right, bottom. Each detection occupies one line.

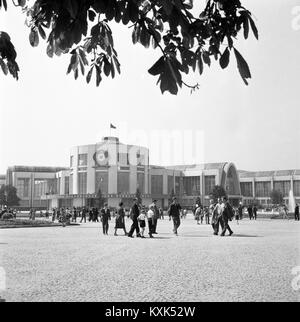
left=220, top=203, right=233, bottom=236
left=101, top=208, right=111, bottom=234
left=128, top=204, right=140, bottom=237
left=295, top=205, right=299, bottom=221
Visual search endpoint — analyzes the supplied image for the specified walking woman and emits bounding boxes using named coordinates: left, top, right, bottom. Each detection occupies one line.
left=114, top=202, right=127, bottom=236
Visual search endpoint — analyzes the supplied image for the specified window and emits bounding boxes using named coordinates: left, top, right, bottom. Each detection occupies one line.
left=137, top=173, right=144, bottom=194
left=240, top=182, right=253, bottom=197
left=95, top=172, right=108, bottom=194
left=69, top=174, right=73, bottom=195
left=293, top=180, right=300, bottom=196
left=117, top=172, right=130, bottom=193
left=204, top=176, right=215, bottom=195
left=78, top=154, right=87, bottom=166
left=34, top=180, right=47, bottom=197
left=255, top=181, right=271, bottom=197
left=78, top=172, right=87, bottom=194
left=168, top=175, right=174, bottom=194
left=175, top=177, right=181, bottom=195
left=118, top=153, right=129, bottom=166
left=183, top=176, right=200, bottom=196
left=274, top=181, right=290, bottom=197
left=16, top=178, right=29, bottom=198
left=64, top=177, right=69, bottom=195
left=151, top=175, right=163, bottom=195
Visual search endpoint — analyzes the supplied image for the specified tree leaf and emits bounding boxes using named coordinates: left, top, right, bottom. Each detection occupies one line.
left=29, top=29, right=39, bottom=47
left=0, top=58, right=8, bottom=75
left=38, top=25, right=46, bottom=40
left=234, top=48, right=251, bottom=85
left=95, top=65, right=102, bottom=86
left=86, top=66, right=94, bottom=84
left=248, top=15, right=259, bottom=40
left=243, top=15, right=249, bottom=39
left=219, top=47, right=230, bottom=69
left=148, top=56, right=165, bottom=76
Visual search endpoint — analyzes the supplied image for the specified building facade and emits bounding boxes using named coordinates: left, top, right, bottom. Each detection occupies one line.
left=1, top=137, right=298, bottom=210
left=239, top=170, right=300, bottom=206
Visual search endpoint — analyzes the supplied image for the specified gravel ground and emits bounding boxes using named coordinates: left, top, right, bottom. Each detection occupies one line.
left=0, top=216, right=299, bottom=302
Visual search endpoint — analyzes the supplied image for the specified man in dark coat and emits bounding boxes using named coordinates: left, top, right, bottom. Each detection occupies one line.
left=247, top=205, right=253, bottom=220
left=295, top=204, right=299, bottom=221
left=127, top=198, right=141, bottom=238
left=168, top=197, right=182, bottom=235
left=100, top=203, right=111, bottom=235
left=253, top=205, right=257, bottom=220
left=220, top=196, right=234, bottom=236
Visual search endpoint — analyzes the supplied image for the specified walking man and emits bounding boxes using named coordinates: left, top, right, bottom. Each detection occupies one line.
left=295, top=204, right=299, bottom=221
left=253, top=205, right=257, bottom=220
left=220, top=196, right=234, bottom=236
left=127, top=198, right=141, bottom=238
left=80, top=207, right=87, bottom=223
left=100, top=203, right=111, bottom=235
left=212, top=198, right=224, bottom=235
left=247, top=205, right=253, bottom=220
left=168, top=197, right=182, bottom=236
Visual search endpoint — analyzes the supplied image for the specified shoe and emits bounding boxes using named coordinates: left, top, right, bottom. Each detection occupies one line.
left=220, top=234, right=225, bottom=236
left=114, top=233, right=117, bottom=236
left=149, top=235, right=154, bottom=238
left=137, top=234, right=141, bottom=238
left=213, top=232, right=218, bottom=235
left=153, top=232, right=158, bottom=234
left=127, top=235, right=133, bottom=238
left=141, top=236, right=146, bottom=238
left=229, top=231, right=233, bottom=236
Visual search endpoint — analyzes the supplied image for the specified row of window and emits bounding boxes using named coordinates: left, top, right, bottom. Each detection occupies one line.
left=240, top=181, right=300, bottom=197
left=16, top=177, right=300, bottom=198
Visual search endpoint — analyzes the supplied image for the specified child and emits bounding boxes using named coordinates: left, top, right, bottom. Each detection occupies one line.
left=147, top=206, right=155, bottom=238
left=137, top=207, right=147, bottom=238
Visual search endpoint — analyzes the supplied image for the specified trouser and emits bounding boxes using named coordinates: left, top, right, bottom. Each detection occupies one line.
left=172, top=216, right=181, bottom=234
left=221, top=216, right=233, bottom=236
left=52, top=215, right=55, bottom=222
left=148, top=219, right=154, bottom=235
left=205, top=216, right=210, bottom=224
left=128, top=219, right=140, bottom=237
left=80, top=215, right=86, bottom=223
left=212, top=217, right=224, bottom=234
left=153, top=218, right=158, bottom=232
left=295, top=213, right=299, bottom=221
left=102, top=220, right=109, bottom=234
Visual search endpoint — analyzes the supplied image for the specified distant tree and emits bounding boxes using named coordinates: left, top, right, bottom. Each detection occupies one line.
left=209, top=185, right=227, bottom=202
left=270, top=189, right=284, bottom=205
left=168, top=188, right=175, bottom=205
left=96, top=187, right=106, bottom=208
left=135, top=188, right=142, bottom=205
left=0, top=0, right=258, bottom=94
left=0, top=185, right=20, bottom=207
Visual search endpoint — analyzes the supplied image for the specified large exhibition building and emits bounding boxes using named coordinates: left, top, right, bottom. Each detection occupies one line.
left=1, top=137, right=300, bottom=209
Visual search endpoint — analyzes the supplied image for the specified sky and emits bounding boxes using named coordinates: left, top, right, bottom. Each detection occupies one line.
left=0, top=0, right=300, bottom=173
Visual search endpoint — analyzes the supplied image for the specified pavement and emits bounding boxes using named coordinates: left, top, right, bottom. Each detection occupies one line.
left=0, top=216, right=299, bottom=302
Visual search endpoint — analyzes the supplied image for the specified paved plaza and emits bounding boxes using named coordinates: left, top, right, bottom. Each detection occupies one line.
left=0, top=216, right=299, bottom=302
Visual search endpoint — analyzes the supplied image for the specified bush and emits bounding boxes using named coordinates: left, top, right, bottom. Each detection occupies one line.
left=1, top=213, right=14, bottom=220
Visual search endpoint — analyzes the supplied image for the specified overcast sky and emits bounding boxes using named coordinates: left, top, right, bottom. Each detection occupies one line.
left=0, top=0, right=299, bottom=173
